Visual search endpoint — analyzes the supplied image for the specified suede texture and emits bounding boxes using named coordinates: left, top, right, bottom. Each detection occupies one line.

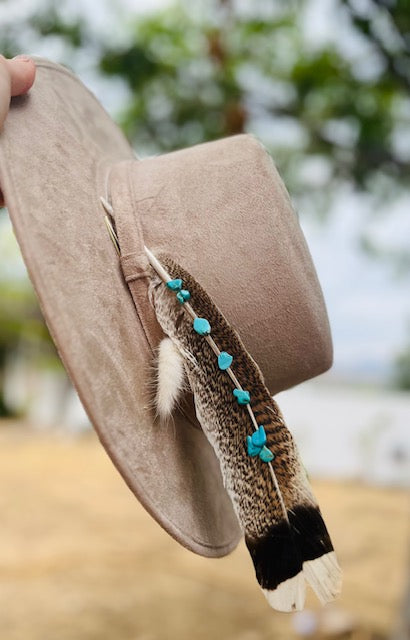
left=111, top=134, right=333, bottom=406
left=0, top=57, right=333, bottom=557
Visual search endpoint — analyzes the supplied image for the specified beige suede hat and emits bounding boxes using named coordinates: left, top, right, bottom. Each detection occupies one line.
left=0, top=57, right=333, bottom=559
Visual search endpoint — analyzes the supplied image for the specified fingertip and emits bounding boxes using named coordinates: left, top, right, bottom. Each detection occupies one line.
left=9, top=55, right=36, bottom=96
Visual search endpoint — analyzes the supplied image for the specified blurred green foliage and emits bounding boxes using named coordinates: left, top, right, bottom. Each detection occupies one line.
left=0, top=0, right=409, bottom=394
left=96, top=1, right=409, bottom=209
left=2, top=0, right=409, bottom=206
left=393, top=325, right=410, bottom=390
left=0, top=217, right=63, bottom=415
left=394, top=348, right=410, bottom=390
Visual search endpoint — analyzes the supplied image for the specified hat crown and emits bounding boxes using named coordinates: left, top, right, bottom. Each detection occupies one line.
left=109, top=133, right=332, bottom=396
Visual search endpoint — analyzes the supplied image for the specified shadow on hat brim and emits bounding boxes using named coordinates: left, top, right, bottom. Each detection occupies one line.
left=0, top=57, right=242, bottom=557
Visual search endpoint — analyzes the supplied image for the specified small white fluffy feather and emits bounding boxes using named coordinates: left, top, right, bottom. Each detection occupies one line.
left=155, top=337, right=186, bottom=420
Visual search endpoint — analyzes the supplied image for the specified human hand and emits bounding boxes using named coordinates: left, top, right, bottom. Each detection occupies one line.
left=0, top=54, right=36, bottom=206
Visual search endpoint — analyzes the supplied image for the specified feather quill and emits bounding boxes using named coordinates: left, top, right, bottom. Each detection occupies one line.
left=146, top=248, right=342, bottom=612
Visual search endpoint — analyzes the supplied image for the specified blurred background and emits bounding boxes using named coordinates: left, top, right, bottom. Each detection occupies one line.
left=0, top=0, right=409, bottom=638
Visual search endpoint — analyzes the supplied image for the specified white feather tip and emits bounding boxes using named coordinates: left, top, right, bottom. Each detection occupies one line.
left=263, top=571, right=306, bottom=612
left=303, top=551, right=343, bottom=605
left=262, top=552, right=342, bottom=612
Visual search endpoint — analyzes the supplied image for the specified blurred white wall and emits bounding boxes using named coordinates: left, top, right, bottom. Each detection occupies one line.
left=278, top=380, right=410, bottom=488
left=3, top=352, right=90, bottom=432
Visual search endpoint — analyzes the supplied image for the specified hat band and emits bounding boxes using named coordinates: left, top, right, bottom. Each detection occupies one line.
left=104, top=161, right=165, bottom=358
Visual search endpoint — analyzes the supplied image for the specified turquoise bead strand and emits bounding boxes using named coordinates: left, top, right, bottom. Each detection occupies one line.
left=164, top=271, right=273, bottom=461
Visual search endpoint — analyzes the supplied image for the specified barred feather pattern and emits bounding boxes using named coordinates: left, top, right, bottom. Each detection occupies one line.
left=147, top=252, right=342, bottom=612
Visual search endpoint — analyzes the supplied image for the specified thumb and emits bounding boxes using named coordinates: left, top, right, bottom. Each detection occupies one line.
left=0, top=55, right=36, bottom=206
left=3, top=55, right=36, bottom=96
left=0, top=55, right=36, bottom=128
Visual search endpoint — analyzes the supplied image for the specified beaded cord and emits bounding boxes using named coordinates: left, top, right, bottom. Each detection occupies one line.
left=163, top=270, right=275, bottom=465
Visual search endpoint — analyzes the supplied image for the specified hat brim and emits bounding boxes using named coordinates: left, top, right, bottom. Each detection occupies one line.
left=0, top=57, right=241, bottom=556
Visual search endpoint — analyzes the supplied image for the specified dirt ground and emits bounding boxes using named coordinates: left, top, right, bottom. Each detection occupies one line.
left=0, top=421, right=408, bottom=640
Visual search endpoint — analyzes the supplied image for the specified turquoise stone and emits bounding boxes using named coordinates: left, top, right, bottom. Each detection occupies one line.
left=246, top=425, right=274, bottom=462
left=259, top=446, right=275, bottom=463
left=176, top=289, right=191, bottom=303
left=251, top=425, right=266, bottom=448
left=246, top=435, right=260, bottom=457
left=233, top=388, right=250, bottom=405
left=246, top=426, right=268, bottom=456
left=166, top=278, right=183, bottom=291
left=218, top=351, right=233, bottom=370
left=193, top=317, right=211, bottom=335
